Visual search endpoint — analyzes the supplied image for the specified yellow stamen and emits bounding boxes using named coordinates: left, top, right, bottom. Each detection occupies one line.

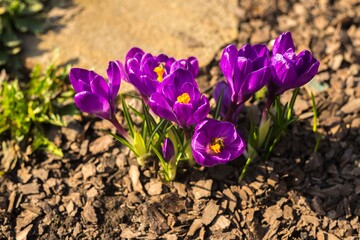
left=154, top=62, right=165, bottom=82
left=177, top=93, right=191, bottom=104
left=209, top=138, right=224, bottom=154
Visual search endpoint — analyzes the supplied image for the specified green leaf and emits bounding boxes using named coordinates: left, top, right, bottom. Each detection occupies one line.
left=120, top=94, right=134, bottom=137
left=104, top=130, right=137, bottom=156
left=133, top=130, right=147, bottom=166
left=32, top=131, right=63, bottom=157
left=214, top=86, right=224, bottom=120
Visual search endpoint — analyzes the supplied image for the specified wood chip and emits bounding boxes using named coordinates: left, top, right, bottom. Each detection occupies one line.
left=263, top=205, right=282, bottom=225
left=89, top=135, right=114, bottom=154
left=187, top=219, right=203, bottom=237
left=16, top=209, right=39, bottom=231
left=173, top=182, right=187, bottom=197
left=32, top=168, right=49, bottom=181
left=18, top=183, right=39, bottom=195
left=82, top=202, right=98, bottom=223
left=145, top=179, right=162, bottom=196
left=340, top=98, right=360, bottom=114
left=193, top=179, right=213, bottom=199
left=129, top=165, right=144, bottom=195
left=82, top=162, right=97, bottom=180
left=300, top=215, right=320, bottom=227
left=210, top=215, right=231, bottom=231
left=16, top=224, right=33, bottom=240
left=201, top=200, right=220, bottom=225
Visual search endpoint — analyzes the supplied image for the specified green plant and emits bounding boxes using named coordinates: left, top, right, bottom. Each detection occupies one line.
left=0, top=0, right=46, bottom=75
left=0, top=62, right=75, bottom=172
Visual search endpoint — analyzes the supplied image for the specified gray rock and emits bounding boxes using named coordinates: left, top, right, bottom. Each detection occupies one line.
left=22, top=0, right=238, bottom=92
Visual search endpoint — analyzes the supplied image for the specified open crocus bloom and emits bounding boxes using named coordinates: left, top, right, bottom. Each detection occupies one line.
left=124, top=47, right=199, bottom=99
left=148, top=68, right=209, bottom=129
left=268, top=32, right=320, bottom=96
left=220, top=44, right=272, bottom=105
left=191, top=119, right=245, bottom=167
left=69, top=61, right=123, bottom=120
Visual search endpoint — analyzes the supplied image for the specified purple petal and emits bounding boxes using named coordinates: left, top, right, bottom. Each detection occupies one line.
left=148, top=93, right=177, bottom=122
left=162, top=138, right=175, bottom=162
left=190, top=96, right=210, bottom=125
left=107, top=61, right=121, bottom=102
left=238, top=66, right=271, bottom=103
left=293, top=60, right=320, bottom=88
left=90, top=75, right=109, bottom=100
left=74, top=92, right=111, bottom=119
left=220, top=44, right=238, bottom=84
left=187, top=57, right=199, bottom=77
left=69, top=68, right=94, bottom=92
left=125, top=47, right=144, bottom=62
left=173, top=102, right=194, bottom=128
left=125, top=58, right=141, bottom=76
left=272, top=32, right=295, bottom=55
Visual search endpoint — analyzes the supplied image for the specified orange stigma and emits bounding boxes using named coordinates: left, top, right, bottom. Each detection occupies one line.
left=154, top=62, right=165, bottom=82
left=209, top=138, right=224, bottom=154
left=177, top=93, right=191, bottom=104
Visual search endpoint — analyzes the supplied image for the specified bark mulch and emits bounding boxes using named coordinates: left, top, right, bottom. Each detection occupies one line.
left=1, top=0, right=360, bottom=239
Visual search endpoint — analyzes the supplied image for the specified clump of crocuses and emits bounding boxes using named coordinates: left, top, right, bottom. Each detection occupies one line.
left=69, top=32, right=319, bottom=181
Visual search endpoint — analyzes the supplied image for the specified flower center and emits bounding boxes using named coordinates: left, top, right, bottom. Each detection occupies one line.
left=154, top=62, right=165, bottom=82
left=209, top=138, right=224, bottom=154
left=177, top=93, right=191, bottom=104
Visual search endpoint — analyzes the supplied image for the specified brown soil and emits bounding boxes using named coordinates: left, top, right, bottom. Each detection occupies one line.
left=1, top=0, right=360, bottom=239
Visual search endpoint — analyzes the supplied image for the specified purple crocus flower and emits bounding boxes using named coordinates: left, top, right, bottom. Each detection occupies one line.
left=220, top=44, right=272, bottom=105
left=124, top=47, right=199, bottom=99
left=268, top=32, right=320, bottom=97
left=213, top=81, right=243, bottom=123
left=191, top=119, right=245, bottom=167
left=148, top=68, right=210, bottom=128
left=162, top=138, right=175, bottom=162
left=69, top=61, right=130, bottom=141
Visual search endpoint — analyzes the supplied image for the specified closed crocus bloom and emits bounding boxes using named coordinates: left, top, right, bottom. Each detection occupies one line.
left=213, top=81, right=242, bottom=123
left=124, top=47, right=199, bottom=99
left=70, top=61, right=123, bottom=120
left=220, top=44, right=272, bottom=105
left=148, top=68, right=210, bottom=129
left=162, top=138, right=175, bottom=162
left=268, top=32, right=320, bottom=96
left=191, top=119, right=245, bottom=167
left=69, top=61, right=130, bottom=141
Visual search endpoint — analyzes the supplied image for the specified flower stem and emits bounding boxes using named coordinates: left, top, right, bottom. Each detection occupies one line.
left=109, top=117, right=132, bottom=144
left=223, top=102, right=238, bottom=122
left=261, top=96, right=274, bottom=125
left=238, top=155, right=253, bottom=183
